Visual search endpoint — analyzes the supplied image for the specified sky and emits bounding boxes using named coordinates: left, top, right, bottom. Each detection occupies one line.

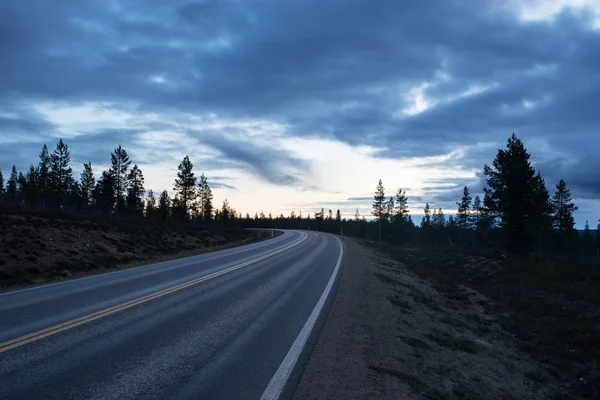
left=1, top=0, right=599, bottom=226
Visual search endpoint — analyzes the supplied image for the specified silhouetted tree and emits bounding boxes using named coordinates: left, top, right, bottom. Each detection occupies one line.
left=126, top=165, right=145, bottom=216
left=456, top=186, right=472, bottom=230
left=17, top=171, right=26, bottom=205
left=203, top=185, right=213, bottom=221
left=6, top=165, right=18, bottom=204
left=354, top=209, right=361, bottom=221
left=336, top=209, right=342, bottom=222
left=49, top=139, right=73, bottom=207
left=433, top=208, right=445, bottom=229
left=110, top=145, right=131, bottom=216
left=157, top=190, right=171, bottom=220
left=0, top=168, right=4, bottom=198
left=38, top=144, right=51, bottom=208
left=146, top=190, right=156, bottom=219
left=328, top=209, right=333, bottom=221
left=24, top=165, right=39, bottom=207
left=483, top=133, right=551, bottom=253
left=80, top=162, right=95, bottom=209
left=421, top=203, right=432, bottom=228
left=550, top=179, right=578, bottom=252
left=372, top=179, right=386, bottom=221
left=174, top=156, right=196, bottom=219
left=394, top=188, right=409, bottom=222
left=93, top=170, right=116, bottom=214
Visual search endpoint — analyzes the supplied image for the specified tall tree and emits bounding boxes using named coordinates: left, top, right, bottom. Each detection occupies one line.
left=372, top=179, right=386, bottom=221
left=395, top=188, right=409, bottom=222
left=421, top=203, right=432, bottom=228
left=470, top=195, right=482, bottom=230
left=220, top=199, right=232, bottom=220
left=174, top=156, right=196, bottom=219
left=126, top=165, right=145, bottom=216
left=157, top=190, right=171, bottom=220
left=110, top=145, right=131, bottom=216
left=93, top=170, right=116, bottom=214
left=80, top=162, right=95, bottom=209
left=6, top=165, right=18, bottom=204
left=49, top=139, right=73, bottom=207
left=38, top=144, right=51, bottom=208
left=483, top=133, right=551, bottom=253
left=196, top=173, right=209, bottom=220
left=456, top=186, right=472, bottom=230
left=335, top=209, right=342, bottom=222
left=550, top=179, right=577, bottom=233
left=203, top=185, right=213, bottom=221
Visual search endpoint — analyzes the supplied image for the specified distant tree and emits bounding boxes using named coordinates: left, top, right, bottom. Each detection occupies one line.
left=49, top=139, right=74, bottom=207
left=93, top=170, right=116, bottom=214
left=354, top=209, right=361, bottom=221
left=432, top=208, right=445, bottom=228
left=582, top=220, right=595, bottom=257
left=157, top=190, right=171, bottom=220
left=110, top=145, right=131, bottom=216
left=290, top=210, right=296, bottom=219
left=174, top=156, right=196, bottom=219
left=456, top=186, right=472, bottom=230
left=336, top=209, right=342, bottom=222
left=80, top=162, right=95, bottom=209
left=0, top=168, right=4, bottom=197
left=220, top=199, right=232, bottom=220
left=385, top=197, right=394, bottom=223
left=447, top=215, right=457, bottom=228
left=146, top=190, right=156, bottom=219
left=17, top=171, right=27, bottom=205
left=483, top=133, right=551, bottom=253
left=470, top=195, right=482, bottom=230
left=38, top=144, right=51, bottom=208
left=203, top=185, right=213, bottom=221
left=196, top=173, right=208, bottom=220
left=68, top=181, right=84, bottom=210
left=328, top=209, right=333, bottom=221
left=421, top=203, right=432, bottom=228
left=550, top=179, right=577, bottom=233
left=394, top=188, right=409, bottom=222
left=6, top=165, right=18, bottom=204
left=126, top=165, right=145, bottom=216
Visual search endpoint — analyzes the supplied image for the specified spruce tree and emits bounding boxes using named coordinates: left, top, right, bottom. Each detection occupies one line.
left=38, top=144, right=51, bottom=208
left=93, top=170, right=116, bottom=214
left=456, top=185, right=472, bottom=230
left=203, top=185, right=213, bottom=221
left=49, top=139, right=73, bottom=207
left=354, top=209, right=361, bottom=221
left=336, top=209, right=342, bottom=222
left=483, top=133, right=551, bottom=253
left=395, top=188, right=409, bottom=222
left=470, top=195, right=482, bottom=231
left=25, top=165, right=39, bottom=208
left=110, top=145, right=131, bottom=216
left=126, top=165, right=145, bottom=216
left=6, top=166, right=18, bottom=204
left=80, top=162, right=95, bottom=208
left=174, top=156, right=196, bottom=219
left=17, top=171, right=27, bottom=205
left=196, top=173, right=209, bottom=220
left=0, top=168, right=4, bottom=197
left=158, top=190, right=171, bottom=220
left=550, top=179, right=577, bottom=233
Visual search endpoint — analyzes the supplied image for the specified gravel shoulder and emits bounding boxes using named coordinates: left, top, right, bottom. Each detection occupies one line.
left=293, top=238, right=559, bottom=400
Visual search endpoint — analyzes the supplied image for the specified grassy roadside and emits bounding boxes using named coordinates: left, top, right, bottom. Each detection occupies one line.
left=0, top=211, right=274, bottom=289
left=370, top=242, right=600, bottom=399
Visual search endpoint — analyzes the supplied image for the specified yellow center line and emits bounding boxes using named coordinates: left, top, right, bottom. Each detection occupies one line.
left=0, top=233, right=307, bottom=354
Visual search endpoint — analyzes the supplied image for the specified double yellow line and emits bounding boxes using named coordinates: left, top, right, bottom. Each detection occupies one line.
left=0, top=233, right=307, bottom=354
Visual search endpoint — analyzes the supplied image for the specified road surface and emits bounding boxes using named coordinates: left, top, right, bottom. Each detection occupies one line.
left=0, top=230, right=344, bottom=400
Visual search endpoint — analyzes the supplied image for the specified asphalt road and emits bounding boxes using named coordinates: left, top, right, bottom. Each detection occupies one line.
left=0, top=230, right=344, bottom=400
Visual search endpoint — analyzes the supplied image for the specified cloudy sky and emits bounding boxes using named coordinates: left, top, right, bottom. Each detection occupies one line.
left=1, top=0, right=599, bottom=226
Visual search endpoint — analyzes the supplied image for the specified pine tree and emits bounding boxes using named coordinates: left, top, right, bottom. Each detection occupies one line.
left=126, top=165, right=145, bottom=216
left=80, top=162, right=95, bottom=208
left=220, top=199, right=232, bottom=220
left=38, top=144, right=51, bottom=208
left=550, top=179, right=577, bottom=233
left=354, top=209, right=360, bottom=221
left=336, top=209, right=342, bottom=222
left=174, top=156, right=196, bottom=219
left=203, top=185, right=213, bottom=221
left=483, top=133, right=551, bottom=253
left=421, top=203, right=432, bottom=228
left=432, top=208, right=445, bottom=228
left=158, top=190, right=171, bottom=220
left=93, top=170, right=116, bottom=214
left=385, top=197, right=394, bottom=223
left=49, top=139, right=73, bottom=207
left=456, top=185, right=472, bottom=230
left=6, top=166, right=18, bottom=204
left=372, top=179, right=386, bottom=221
left=328, top=209, right=333, bottom=221
left=17, top=171, right=27, bottom=205
left=110, top=145, right=131, bottom=216
left=394, top=188, right=409, bottom=222
left=146, top=190, right=156, bottom=219
left=196, top=173, right=209, bottom=220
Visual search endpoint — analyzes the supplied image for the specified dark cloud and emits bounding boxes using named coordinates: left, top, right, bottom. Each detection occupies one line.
left=0, top=0, right=599, bottom=209
left=208, top=181, right=237, bottom=191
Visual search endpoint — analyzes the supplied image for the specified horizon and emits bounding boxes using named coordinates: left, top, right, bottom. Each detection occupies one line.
left=1, top=1, right=599, bottom=227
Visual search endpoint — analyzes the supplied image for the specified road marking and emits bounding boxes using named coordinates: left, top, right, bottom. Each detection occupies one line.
left=0, top=232, right=292, bottom=298
left=0, top=233, right=308, bottom=354
left=260, top=234, right=344, bottom=400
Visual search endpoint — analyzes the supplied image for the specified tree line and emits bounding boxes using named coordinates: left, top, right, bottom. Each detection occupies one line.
left=0, top=139, right=241, bottom=222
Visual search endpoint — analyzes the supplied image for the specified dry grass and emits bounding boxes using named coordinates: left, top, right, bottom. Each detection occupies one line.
left=0, top=212, right=270, bottom=288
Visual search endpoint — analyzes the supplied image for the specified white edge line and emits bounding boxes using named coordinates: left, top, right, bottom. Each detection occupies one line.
left=260, top=234, right=344, bottom=400
left=0, top=231, right=295, bottom=297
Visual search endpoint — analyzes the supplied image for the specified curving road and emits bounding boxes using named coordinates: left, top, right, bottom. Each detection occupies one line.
left=0, top=230, right=344, bottom=400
